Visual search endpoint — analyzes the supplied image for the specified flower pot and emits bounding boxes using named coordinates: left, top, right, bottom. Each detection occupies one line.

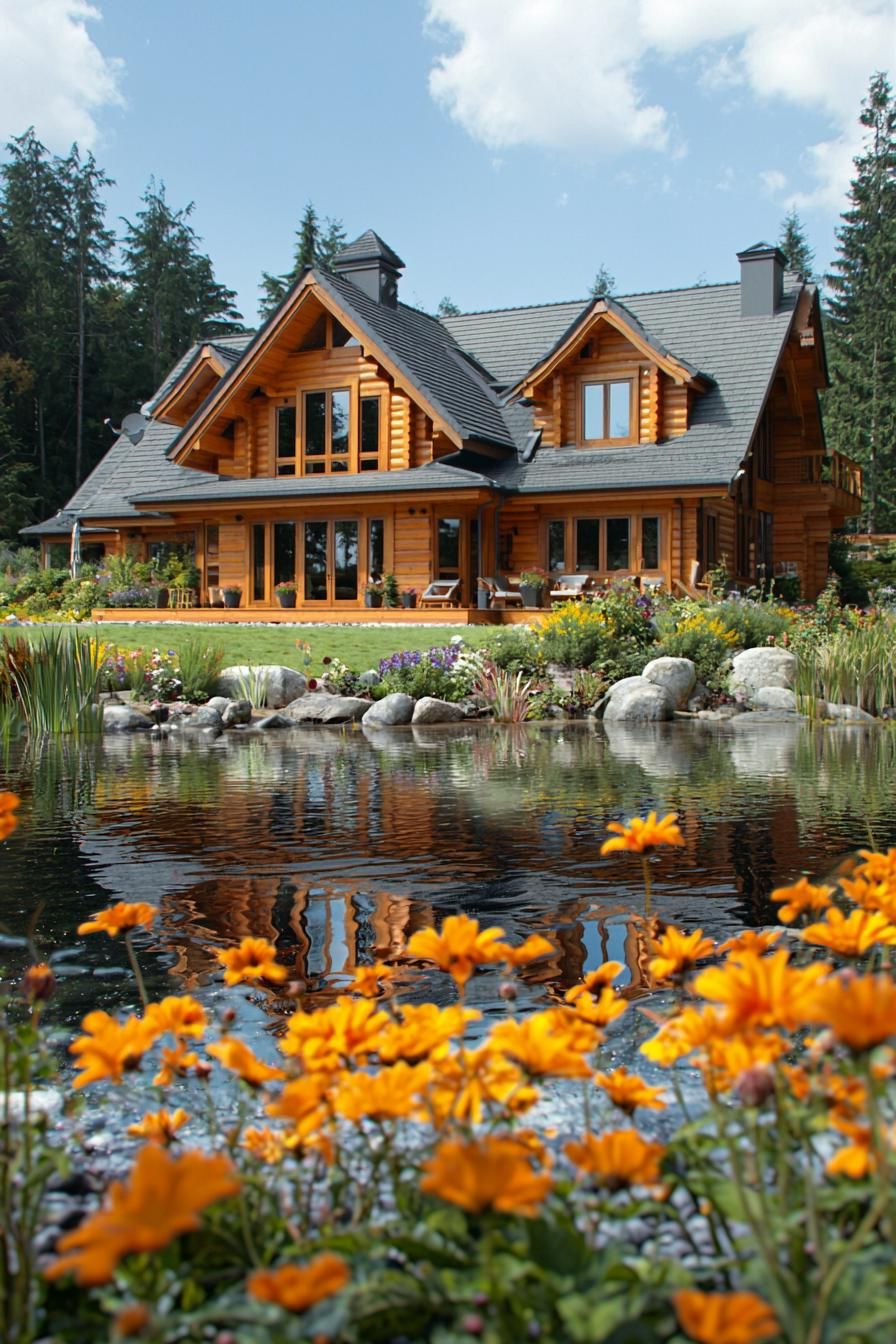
left=365, top=592, right=383, bottom=608
left=222, top=590, right=242, bottom=609
left=401, top=594, right=417, bottom=609
left=477, top=588, right=492, bottom=610
left=276, top=591, right=297, bottom=608
left=519, top=584, right=543, bottom=608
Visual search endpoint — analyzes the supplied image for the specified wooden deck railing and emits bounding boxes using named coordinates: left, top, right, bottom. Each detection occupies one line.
left=776, top=451, right=862, bottom=497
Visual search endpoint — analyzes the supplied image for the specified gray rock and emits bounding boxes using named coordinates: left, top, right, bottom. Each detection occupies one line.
left=206, top=696, right=231, bottom=714
left=697, top=703, right=747, bottom=720
left=730, top=709, right=801, bottom=725
left=6, top=1088, right=63, bottom=1124
left=362, top=693, right=416, bottom=727
left=603, top=680, right=674, bottom=722
left=215, top=665, right=307, bottom=709
left=180, top=705, right=224, bottom=730
left=256, top=713, right=294, bottom=731
left=221, top=698, right=252, bottom=727
left=753, top=686, right=797, bottom=712
left=282, top=692, right=369, bottom=724
left=605, top=675, right=652, bottom=700
left=687, top=681, right=712, bottom=712
left=641, top=656, right=697, bottom=708
left=102, top=704, right=154, bottom=733
left=824, top=701, right=877, bottom=723
left=411, top=696, right=466, bottom=724
left=729, top=647, right=797, bottom=697
left=358, top=669, right=381, bottom=688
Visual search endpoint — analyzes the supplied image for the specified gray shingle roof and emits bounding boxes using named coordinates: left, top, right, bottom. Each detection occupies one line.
left=333, top=230, right=405, bottom=270
left=143, top=333, right=254, bottom=414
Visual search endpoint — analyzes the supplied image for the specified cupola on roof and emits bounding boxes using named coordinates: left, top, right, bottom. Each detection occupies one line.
left=332, top=229, right=405, bottom=309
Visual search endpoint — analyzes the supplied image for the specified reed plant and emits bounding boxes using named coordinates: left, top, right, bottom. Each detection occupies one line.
left=233, top=666, right=271, bottom=708
left=9, top=629, right=105, bottom=737
left=474, top=661, right=534, bottom=721
left=794, top=618, right=896, bottom=716
left=171, top=634, right=226, bottom=703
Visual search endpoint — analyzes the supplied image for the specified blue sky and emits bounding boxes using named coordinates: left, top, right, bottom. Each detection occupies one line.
left=1, top=1, right=892, bottom=324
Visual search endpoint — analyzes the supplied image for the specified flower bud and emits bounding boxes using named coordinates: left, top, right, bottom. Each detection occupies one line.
left=735, top=1063, right=775, bottom=1108
left=113, top=1303, right=150, bottom=1337
left=22, top=962, right=56, bottom=1003
left=284, top=979, right=307, bottom=999
left=461, top=1315, right=484, bottom=1336
left=498, top=981, right=517, bottom=1002
left=220, top=1007, right=237, bottom=1026
left=194, top=1060, right=213, bottom=1082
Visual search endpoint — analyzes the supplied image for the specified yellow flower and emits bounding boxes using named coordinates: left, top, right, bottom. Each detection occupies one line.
left=127, top=1108, right=190, bottom=1144
left=854, top=847, right=896, bottom=882
left=641, top=1005, right=726, bottom=1067
left=77, top=901, right=158, bottom=938
left=489, top=1010, right=597, bottom=1078
left=648, top=927, right=714, bottom=980
left=494, top=934, right=555, bottom=968
left=839, top=873, right=896, bottom=922
left=281, top=996, right=389, bottom=1071
left=407, top=914, right=507, bottom=987
left=564, top=984, right=628, bottom=1031
left=241, top=1126, right=292, bottom=1164
left=266, top=1074, right=332, bottom=1140
left=207, top=1037, right=286, bottom=1086
left=770, top=877, right=833, bottom=924
left=801, top=907, right=896, bottom=956
left=700, top=1031, right=790, bottom=1097
left=376, top=1003, right=480, bottom=1064
left=216, top=936, right=287, bottom=986
left=594, top=1067, right=666, bottom=1115
left=582, top=961, right=625, bottom=991
left=144, top=995, right=207, bottom=1040
left=247, top=1254, right=349, bottom=1313
left=673, top=1289, right=779, bottom=1344
left=69, top=1011, right=159, bottom=1089
left=805, top=973, right=896, bottom=1052
left=692, top=949, right=830, bottom=1032
left=334, top=1061, right=432, bottom=1122
left=565, top=1128, right=666, bottom=1190
left=426, top=1047, right=539, bottom=1126
left=45, top=1146, right=240, bottom=1286
left=600, top=811, right=684, bottom=855
left=0, top=790, right=21, bottom=840
left=153, top=1040, right=200, bottom=1087
left=348, top=961, right=395, bottom=997
left=717, top=930, right=782, bottom=957
left=420, top=1136, right=552, bottom=1216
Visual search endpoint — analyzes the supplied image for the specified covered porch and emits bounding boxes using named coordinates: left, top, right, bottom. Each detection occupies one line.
left=89, top=603, right=542, bottom=626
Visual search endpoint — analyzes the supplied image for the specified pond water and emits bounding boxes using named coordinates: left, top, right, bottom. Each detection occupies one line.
left=2, top=719, right=895, bottom=1058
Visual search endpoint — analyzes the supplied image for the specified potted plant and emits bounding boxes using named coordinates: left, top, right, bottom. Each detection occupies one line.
left=274, top=580, right=297, bottom=609
left=364, top=580, right=384, bottom=609
left=221, top=586, right=242, bottom=609
left=519, top=568, right=548, bottom=608
left=383, top=573, right=401, bottom=608
left=400, top=587, right=417, bottom=609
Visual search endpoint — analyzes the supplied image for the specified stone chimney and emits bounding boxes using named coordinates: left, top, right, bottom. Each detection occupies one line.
left=331, top=230, right=405, bottom=308
left=736, top=243, right=785, bottom=317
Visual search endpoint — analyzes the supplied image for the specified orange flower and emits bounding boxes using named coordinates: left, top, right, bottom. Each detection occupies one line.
left=700, top=1031, right=789, bottom=1096
left=266, top=1074, right=332, bottom=1139
left=406, top=913, right=506, bottom=987
left=377, top=1003, right=480, bottom=1064
left=692, top=949, right=830, bottom=1032
left=582, top=961, right=625, bottom=991
left=641, top=1005, right=726, bottom=1067
left=649, top=927, right=714, bottom=980
left=854, top=847, right=896, bottom=882
left=144, top=995, right=207, bottom=1040
left=281, top=996, right=389, bottom=1071
left=826, top=1124, right=874, bottom=1179
left=241, top=1126, right=293, bottom=1164
left=69, top=1011, right=159, bottom=1089
left=153, top=1040, right=199, bottom=1087
left=426, top=1047, right=539, bottom=1126
left=801, top=907, right=896, bottom=956
left=45, top=1146, right=240, bottom=1285
left=594, top=1067, right=666, bottom=1115
left=420, top=1135, right=552, bottom=1216
left=565, top=1128, right=666, bottom=1190
left=564, top=984, right=628, bottom=1030
left=770, top=877, right=833, bottom=924
left=490, top=1010, right=597, bottom=1078
left=839, top=874, right=896, bottom=922
left=207, top=1037, right=286, bottom=1086
left=806, top=973, right=896, bottom=1052
left=247, top=1254, right=349, bottom=1313
left=77, top=901, right=158, bottom=938
left=333, top=1062, right=431, bottom=1122
left=673, top=1289, right=779, bottom=1344
left=216, top=936, right=287, bottom=986
left=127, top=1108, right=189, bottom=1144
left=494, top=934, right=555, bottom=968
left=348, top=961, right=395, bottom=997
left=717, top=930, right=782, bottom=957
left=112, top=1303, right=151, bottom=1337
left=0, top=790, right=21, bottom=840
left=600, top=811, right=684, bottom=855
left=22, top=962, right=56, bottom=1003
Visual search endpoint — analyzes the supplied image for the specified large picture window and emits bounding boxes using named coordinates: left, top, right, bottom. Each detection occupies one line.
left=302, top=390, right=350, bottom=475
left=582, top=380, right=632, bottom=442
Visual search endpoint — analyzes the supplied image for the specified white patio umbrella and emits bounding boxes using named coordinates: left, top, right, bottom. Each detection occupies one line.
left=69, top=517, right=82, bottom=579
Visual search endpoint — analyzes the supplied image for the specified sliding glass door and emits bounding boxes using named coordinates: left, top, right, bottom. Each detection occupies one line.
left=302, top=520, right=359, bottom=603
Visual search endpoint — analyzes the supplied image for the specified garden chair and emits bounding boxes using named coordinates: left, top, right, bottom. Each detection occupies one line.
left=419, top=579, right=461, bottom=608
left=481, top=576, right=524, bottom=608
left=672, top=561, right=708, bottom=600
left=549, top=574, right=591, bottom=601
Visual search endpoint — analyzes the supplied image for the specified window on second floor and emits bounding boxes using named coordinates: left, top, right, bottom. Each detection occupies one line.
left=303, top=389, right=350, bottom=474
left=581, top=379, right=633, bottom=443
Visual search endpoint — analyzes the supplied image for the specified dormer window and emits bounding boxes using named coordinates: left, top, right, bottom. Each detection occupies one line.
left=581, top=379, right=633, bottom=443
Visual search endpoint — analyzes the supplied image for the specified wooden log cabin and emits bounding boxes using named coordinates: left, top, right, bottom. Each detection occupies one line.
left=25, top=233, right=861, bottom=617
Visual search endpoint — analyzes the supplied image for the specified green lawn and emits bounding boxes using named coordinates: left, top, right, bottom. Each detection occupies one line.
left=48, top=622, right=499, bottom=676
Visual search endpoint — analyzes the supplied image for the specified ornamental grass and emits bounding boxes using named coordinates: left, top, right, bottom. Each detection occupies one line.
left=2, top=800, right=896, bottom=1342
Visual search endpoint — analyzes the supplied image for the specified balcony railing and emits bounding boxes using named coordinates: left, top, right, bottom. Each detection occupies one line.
left=776, top=452, right=862, bottom=498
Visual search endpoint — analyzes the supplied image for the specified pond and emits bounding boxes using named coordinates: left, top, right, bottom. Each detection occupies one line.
left=2, top=718, right=895, bottom=1057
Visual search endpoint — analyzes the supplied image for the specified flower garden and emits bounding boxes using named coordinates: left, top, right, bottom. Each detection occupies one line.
left=3, top=788, right=896, bottom=1344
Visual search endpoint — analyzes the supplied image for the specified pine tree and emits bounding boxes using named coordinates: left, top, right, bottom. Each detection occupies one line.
left=778, top=209, right=815, bottom=280
left=590, top=265, right=616, bottom=298
left=437, top=296, right=461, bottom=317
left=825, top=73, right=896, bottom=532
left=259, top=203, right=346, bottom=318
left=317, top=215, right=347, bottom=271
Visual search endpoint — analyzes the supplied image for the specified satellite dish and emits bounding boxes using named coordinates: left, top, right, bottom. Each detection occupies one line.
left=104, top=412, right=147, bottom=446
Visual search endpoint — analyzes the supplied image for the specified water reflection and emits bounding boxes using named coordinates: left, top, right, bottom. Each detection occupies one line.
left=2, top=722, right=895, bottom=1032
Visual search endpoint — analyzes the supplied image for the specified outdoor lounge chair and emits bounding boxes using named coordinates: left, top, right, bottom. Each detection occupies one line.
left=549, top=574, right=591, bottom=601
left=419, top=579, right=461, bottom=608
left=672, top=560, right=708, bottom=600
left=480, top=576, right=524, bottom=608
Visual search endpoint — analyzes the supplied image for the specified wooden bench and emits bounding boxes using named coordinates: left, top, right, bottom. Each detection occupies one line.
left=419, top=579, right=461, bottom=608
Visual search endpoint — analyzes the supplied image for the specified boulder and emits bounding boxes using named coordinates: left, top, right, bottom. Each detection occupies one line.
left=256, top=713, right=294, bottom=731
left=215, top=665, right=307, bottom=709
left=602, top=680, right=674, bottom=722
left=605, top=676, right=652, bottom=700
left=358, top=669, right=381, bottom=688
left=687, top=682, right=712, bottom=712
left=362, top=693, right=415, bottom=727
left=752, top=686, right=797, bottom=712
left=221, top=698, right=252, bottom=727
left=102, top=704, right=154, bottom=733
left=641, top=656, right=697, bottom=708
left=729, top=648, right=797, bottom=698
left=180, top=705, right=224, bottom=729
left=282, top=692, right=369, bottom=724
left=206, top=696, right=231, bottom=714
left=824, top=702, right=877, bottom=723
left=412, top=696, right=466, bottom=725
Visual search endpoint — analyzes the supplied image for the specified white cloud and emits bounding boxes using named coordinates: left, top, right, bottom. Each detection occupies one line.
left=425, top=0, right=892, bottom=208
left=759, top=169, right=787, bottom=196
left=0, top=0, right=123, bottom=150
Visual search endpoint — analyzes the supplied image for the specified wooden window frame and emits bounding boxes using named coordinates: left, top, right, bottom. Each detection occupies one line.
left=274, top=401, right=297, bottom=476
left=300, top=387, right=351, bottom=476
left=359, top=395, right=383, bottom=472
left=578, top=377, right=636, bottom=446
left=548, top=513, right=663, bottom=577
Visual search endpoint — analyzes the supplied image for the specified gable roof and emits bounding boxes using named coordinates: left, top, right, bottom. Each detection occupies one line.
left=333, top=230, right=405, bottom=269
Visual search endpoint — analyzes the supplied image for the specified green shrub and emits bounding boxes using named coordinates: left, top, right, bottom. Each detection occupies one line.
left=173, top=634, right=226, bottom=703
left=483, top=627, right=543, bottom=676
left=653, top=607, right=738, bottom=690
left=794, top=615, right=896, bottom=715
left=706, top=599, right=792, bottom=649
